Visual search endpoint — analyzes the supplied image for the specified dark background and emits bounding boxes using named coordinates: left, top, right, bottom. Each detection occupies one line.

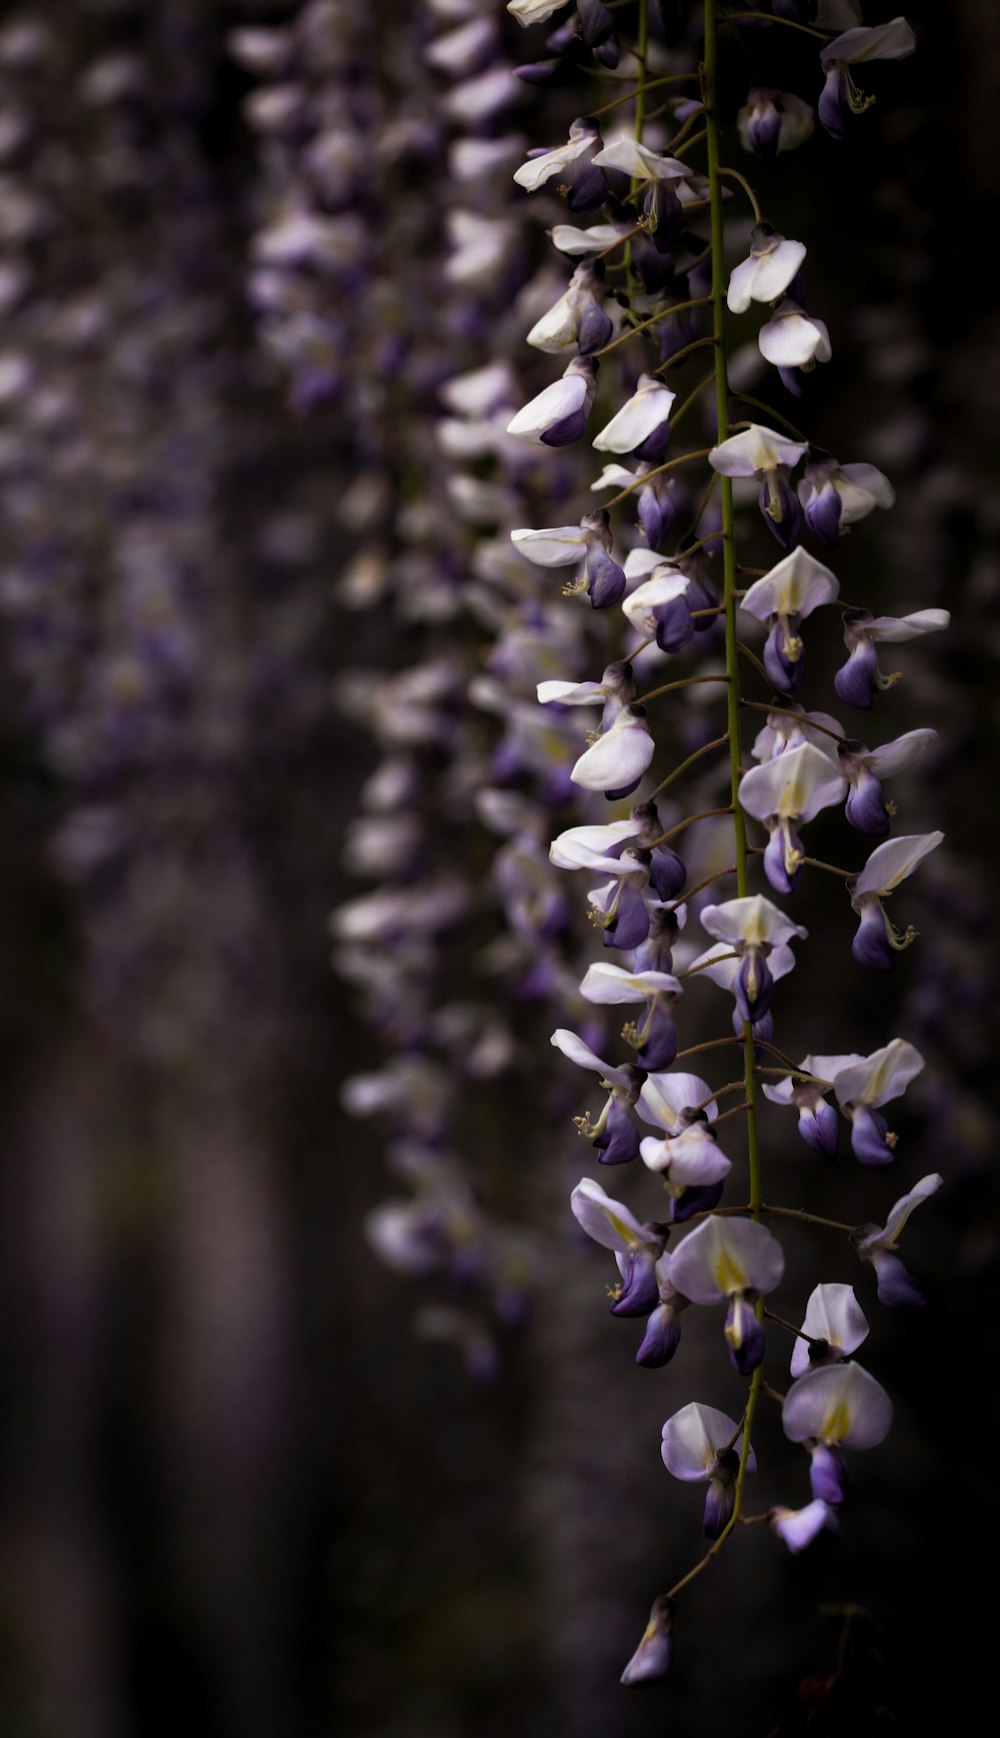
left=0, top=3, right=996, bottom=1735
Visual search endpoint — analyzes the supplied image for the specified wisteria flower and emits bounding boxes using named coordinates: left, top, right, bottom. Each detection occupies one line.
left=549, top=818, right=643, bottom=874
left=537, top=658, right=636, bottom=728
left=798, top=452, right=895, bottom=546
left=591, top=134, right=694, bottom=183
left=789, top=1283, right=870, bottom=1380
left=661, top=1402, right=756, bottom=1536
left=512, top=509, right=625, bottom=607
left=622, top=564, right=695, bottom=654
left=570, top=1176, right=666, bottom=1315
left=525, top=261, right=613, bottom=355
left=738, top=742, right=847, bottom=895
left=819, top=17, right=917, bottom=141
left=586, top=850, right=655, bottom=951
left=697, top=893, right=808, bottom=1026
left=580, top=961, right=683, bottom=1071
left=639, top=1120, right=732, bottom=1194
left=668, top=1215, right=785, bottom=1373
left=834, top=606, right=950, bottom=709
left=769, top=1499, right=838, bottom=1553
left=853, top=1172, right=942, bottom=1307
left=620, top=1595, right=675, bottom=1685
left=550, top=221, right=627, bottom=256
left=848, top=831, right=944, bottom=970
left=838, top=727, right=937, bottom=835
left=740, top=545, right=840, bottom=692
left=552, top=1029, right=646, bottom=1164
left=570, top=703, right=654, bottom=799
left=752, top=702, right=844, bottom=764
left=506, top=355, right=598, bottom=446
left=507, top=0, right=569, bottom=26
left=758, top=299, right=832, bottom=394
left=593, top=374, right=676, bottom=462
left=514, top=116, right=606, bottom=209
left=727, top=224, right=806, bottom=314
left=761, top=1051, right=858, bottom=1156
left=782, top=1361, right=893, bottom=1505
left=737, top=88, right=815, bottom=160
left=709, top=423, right=809, bottom=548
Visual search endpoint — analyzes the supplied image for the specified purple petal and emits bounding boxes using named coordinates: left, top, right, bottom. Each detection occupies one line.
left=805, top=478, right=843, bottom=546
left=594, top=1096, right=642, bottom=1165
left=735, top=949, right=773, bottom=1023
left=834, top=638, right=878, bottom=710
left=586, top=548, right=627, bottom=608
left=703, top=1471, right=737, bottom=1539
left=852, top=901, right=895, bottom=972
left=610, top=1249, right=660, bottom=1316
left=818, top=66, right=849, bottom=141
left=636, top=1302, right=683, bottom=1368
left=809, top=1443, right=850, bottom=1506
left=604, top=879, right=651, bottom=951
left=725, top=1296, right=766, bottom=1375
left=648, top=844, right=687, bottom=902
left=759, top=471, right=804, bottom=548
left=845, top=768, right=890, bottom=835
left=850, top=1105, right=896, bottom=1167
left=872, top=1249, right=927, bottom=1309
left=654, top=596, right=695, bottom=655
left=763, top=826, right=803, bottom=896
left=798, top=1099, right=839, bottom=1157
left=763, top=622, right=802, bottom=693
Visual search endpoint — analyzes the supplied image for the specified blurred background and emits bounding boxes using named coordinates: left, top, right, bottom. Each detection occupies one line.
left=0, top=2, right=997, bottom=1735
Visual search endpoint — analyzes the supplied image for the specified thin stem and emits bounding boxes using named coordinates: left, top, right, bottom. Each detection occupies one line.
left=720, top=10, right=834, bottom=41
left=594, top=223, right=644, bottom=262
left=638, top=676, right=729, bottom=705
left=669, top=370, right=717, bottom=432
left=761, top=1204, right=857, bottom=1234
left=603, top=448, right=714, bottom=507
left=668, top=109, right=708, bottom=156
left=653, top=336, right=718, bottom=378
left=589, top=71, right=703, bottom=120
left=593, top=296, right=712, bottom=359
left=764, top=1308, right=821, bottom=1345
left=677, top=948, right=739, bottom=979
left=668, top=860, right=737, bottom=906
left=714, top=1099, right=751, bottom=1126
left=762, top=1382, right=787, bottom=1406
left=802, top=855, right=853, bottom=879
left=677, top=529, right=724, bottom=558
left=683, top=470, right=719, bottom=541
left=673, top=125, right=708, bottom=158
left=646, top=731, right=729, bottom=797
left=716, top=166, right=762, bottom=225
left=623, top=0, right=650, bottom=307
left=739, top=700, right=848, bottom=744
left=731, top=391, right=809, bottom=442
left=695, top=1080, right=748, bottom=1111
left=737, top=639, right=770, bottom=685
left=674, top=1034, right=742, bottom=1063
left=650, top=804, right=734, bottom=848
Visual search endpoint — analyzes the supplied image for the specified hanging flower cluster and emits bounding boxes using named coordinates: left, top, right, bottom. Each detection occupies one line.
left=506, top=0, right=943, bottom=1688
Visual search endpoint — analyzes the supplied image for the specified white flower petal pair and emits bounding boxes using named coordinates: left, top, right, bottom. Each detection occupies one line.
left=783, top=1362, right=893, bottom=1450
left=710, top=422, right=809, bottom=479
left=570, top=706, right=654, bottom=794
left=739, top=741, right=847, bottom=827
left=661, top=1402, right=755, bottom=1482
left=727, top=227, right=806, bottom=315
left=668, top=1214, right=785, bottom=1304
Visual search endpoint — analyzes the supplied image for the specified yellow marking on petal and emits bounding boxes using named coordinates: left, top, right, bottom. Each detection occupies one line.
left=820, top=1399, right=852, bottom=1443
left=608, top=1211, right=641, bottom=1247
left=712, top=1250, right=747, bottom=1294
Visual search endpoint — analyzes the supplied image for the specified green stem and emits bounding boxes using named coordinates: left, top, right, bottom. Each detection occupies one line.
left=593, top=296, right=712, bottom=359
left=719, top=10, right=833, bottom=40
left=623, top=0, right=650, bottom=310
left=706, top=0, right=764, bottom=1551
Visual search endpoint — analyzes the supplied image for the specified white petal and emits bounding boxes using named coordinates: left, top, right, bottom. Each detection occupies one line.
left=549, top=821, right=643, bottom=872
left=661, top=1402, right=750, bottom=1481
left=507, top=0, right=568, bottom=25
left=684, top=941, right=739, bottom=991
left=506, top=372, right=588, bottom=442
left=867, top=608, right=950, bottom=643
left=709, top=424, right=809, bottom=478
left=738, top=741, right=847, bottom=824
left=622, top=569, right=690, bottom=635
left=879, top=1172, right=943, bottom=1245
left=591, top=462, right=637, bottom=490
left=643, top=1125, right=732, bottom=1187
left=759, top=304, right=832, bottom=368
left=831, top=1038, right=924, bottom=1110
left=580, top=963, right=682, bottom=1004
left=851, top=831, right=943, bottom=898
left=836, top=462, right=895, bottom=520
left=790, top=1283, right=869, bottom=1379
left=782, top=1362, right=893, bottom=1449
left=739, top=547, right=839, bottom=623
left=513, top=135, right=591, bottom=193
left=536, top=679, right=607, bottom=706
left=623, top=546, right=663, bottom=580
left=550, top=1027, right=617, bottom=1077
left=593, top=376, right=676, bottom=454
left=550, top=222, right=624, bottom=256
left=512, top=524, right=588, bottom=566
left=591, top=136, right=694, bottom=180
left=571, top=708, right=653, bottom=792
left=727, top=239, right=806, bottom=312
left=570, top=1176, right=657, bottom=1253
left=823, top=18, right=917, bottom=66
left=700, top=894, right=808, bottom=949
left=639, top=1072, right=716, bottom=1132
left=526, top=286, right=581, bottom=353
left=770, top=1500, right=838, bottom=1553
left=668, top=1215, right=785, bottom=1304
left=864, top=727, right=936, bottom=779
